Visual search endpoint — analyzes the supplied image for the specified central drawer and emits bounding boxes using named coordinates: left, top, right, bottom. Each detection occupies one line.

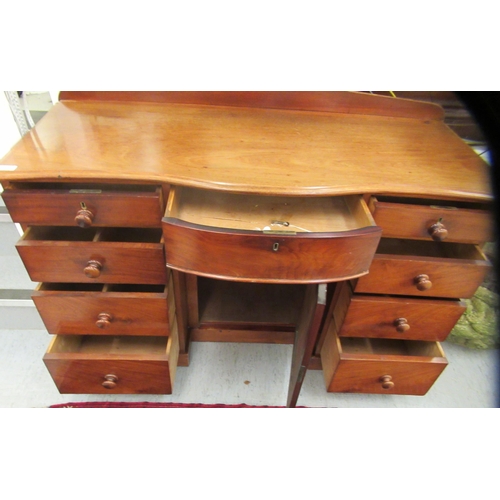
left=162, top=187, right=382, bottom=283
left=16, top=227, right=167, bottom=284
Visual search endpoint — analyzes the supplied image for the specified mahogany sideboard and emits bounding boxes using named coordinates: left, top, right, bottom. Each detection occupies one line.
left=0, top=91, right=493, bottom=407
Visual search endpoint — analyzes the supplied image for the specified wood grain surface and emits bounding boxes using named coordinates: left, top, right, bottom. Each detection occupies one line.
left=0, top=96, right=491, bottom=200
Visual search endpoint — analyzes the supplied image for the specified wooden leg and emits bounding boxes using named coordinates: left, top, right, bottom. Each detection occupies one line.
left=287, top=284, right=327, bottom=407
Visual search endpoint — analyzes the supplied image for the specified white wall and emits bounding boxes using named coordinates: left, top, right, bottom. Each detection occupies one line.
left=0, top=93, right=22, bottom=160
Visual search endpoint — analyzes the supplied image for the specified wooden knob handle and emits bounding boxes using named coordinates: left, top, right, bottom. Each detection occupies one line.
left=84, top=260, right=102, bottom=278
left=380, top=375, right=394, bottom=390
left=75, top=208, right=94, bottom=228
left=428, top=221, right=448, bottom=241
left=414, top=274, right=432, bottom=291
left=394, top=318, right=410, bottom=333
left=96, top=313, right=112, bottom=329
left=102, top=374, right=118, bottom=389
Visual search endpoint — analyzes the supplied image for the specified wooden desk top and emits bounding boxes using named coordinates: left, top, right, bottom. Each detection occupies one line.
left=0, top=96, right=492, bottom=201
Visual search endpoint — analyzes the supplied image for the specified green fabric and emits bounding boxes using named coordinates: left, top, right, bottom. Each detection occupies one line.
left=447, top=286, right=499, bottom=349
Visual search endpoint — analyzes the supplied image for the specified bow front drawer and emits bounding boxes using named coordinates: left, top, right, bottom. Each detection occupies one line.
left=2, top=183, right=165, bottom=228
left=43, top=329, right=179, bottom=394
left=369, top=196, right=492, bottom=244
left=162, top=187, right=381, bottom=283
left=16, top=227, right=167, bottom=284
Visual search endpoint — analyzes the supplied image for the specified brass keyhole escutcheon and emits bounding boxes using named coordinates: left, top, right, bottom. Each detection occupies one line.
left=273, top=242, right=280, bottom=252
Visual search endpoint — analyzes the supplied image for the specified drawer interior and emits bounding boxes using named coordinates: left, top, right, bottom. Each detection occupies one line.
left=21, top=226, right=164, bottom=243
left=197, top=277, right=305, bottom=327
left=7, top=182, right=160, bottom=193
left=166, top=187, right=375, bottom=233
left=376, top=238, right=487, bottom=260
left=340, top=337, right=445, bottom=358
left=22, top=226, right=97, bottom=241
left=374, top=195, right=490, bottom=211
left=37, top=283, right=166, bottom=294
left=48, top=335, right=168, bottom=356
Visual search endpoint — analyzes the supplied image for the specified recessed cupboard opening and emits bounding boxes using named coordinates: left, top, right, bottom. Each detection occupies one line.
left=194, top=277, right=306, bottom=332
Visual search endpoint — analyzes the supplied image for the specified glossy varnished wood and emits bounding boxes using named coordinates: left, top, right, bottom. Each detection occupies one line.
left=287, top=284, right=327, bottom=407
left=59, top=91, right=445, bottom=118
left=332, top=282, right=467, bottom=341
left=320, top=325, right=448, bottom=395
left=16, top=227, right=167, bottom=284
left=32, top=282, right=174, bottom=336
left=43, top=328, right=179, bottom=394
left=163, top=188, right=382, bottom=283
left=354, top=239, right=491, bottom=299
left=2, top=184, right=165, bottom=227
left=369, top=196, right=493, bottom=243
left=163, top=221, right=381, bottom=283
left=0, top=97, right=491, bottom=201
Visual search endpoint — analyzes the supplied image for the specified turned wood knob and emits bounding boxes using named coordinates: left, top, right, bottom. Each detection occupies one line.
left=428, top=220, right=448, bottom=241
left=394, top=318, right=410, bottom=333
left=96, top=313, right=113, bottom=329
left=414, top=274, right=432, bottom=291
left=84, top=260, right=102, bottom=278
left=75, top=208, right=94, bottom=228
left=380, top=375, right=394, bottom=390
left=102, top=374, right=118, bottom=389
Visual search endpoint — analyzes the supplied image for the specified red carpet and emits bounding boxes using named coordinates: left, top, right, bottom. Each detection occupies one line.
left=49, top=402, right=303, bottom=408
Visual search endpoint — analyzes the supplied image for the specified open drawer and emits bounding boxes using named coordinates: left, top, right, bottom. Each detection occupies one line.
left=2, top=183, right=165, bottom=228
left=369, top=195, right=492, bottom=244
left=16, top=226, right=167, bottom=284
left=32, top=279, right=176, bottom=336
left=162, top=187, right=382, bottom=283
left=321, top=325, right=448, bottom=395
left=354, top=238, right=491, bottom=299
left=332, top=282, right=466, bottom=342
left=43, top=327, right=179, bottom=394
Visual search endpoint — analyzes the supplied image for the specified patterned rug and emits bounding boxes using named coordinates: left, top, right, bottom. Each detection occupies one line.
left=49, top=402, right=303, bottom=408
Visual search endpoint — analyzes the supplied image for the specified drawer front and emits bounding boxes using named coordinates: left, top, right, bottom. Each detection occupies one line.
left=370, top=196, right=492, bottom=244
left=324, top=356, right=447, bottom=395
left=321, top=329, right=447, bottom=395
left=2, top=185, right=164, bottom=227
left=354, top=239, right=490, bottom=299
left=163, top=186, right=381, bottom=283
left=43, top=329, right=179, bottom=394
left=337, top=292, right=466, bottom=341
left=355, top=252, right=490, bottom=299
left=16, top=228, right=167, bottom=284
left=44, top=358, right=174, bottom=394
left=163, top=222, right=381, bottom=283
left=33, top=282, right=175, bottom=336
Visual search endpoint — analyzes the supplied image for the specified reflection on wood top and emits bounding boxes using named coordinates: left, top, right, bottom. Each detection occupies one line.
left=0, top=95, right=492, bottom=201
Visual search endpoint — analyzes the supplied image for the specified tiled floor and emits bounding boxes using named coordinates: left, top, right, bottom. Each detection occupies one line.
left=0, top=92, right=498, bottom=408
